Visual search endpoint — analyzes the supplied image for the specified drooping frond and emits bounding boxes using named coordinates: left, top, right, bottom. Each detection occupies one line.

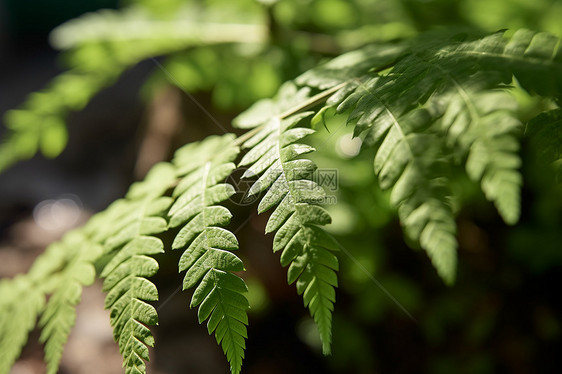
left=69, top=163, right=173, bottom=374
left=235, top=98, right=340, bottom=354
left=95, top=164, right=175, bottom=374
left=168, top=134, right=249, bottom=374
left=409, top=30, right=562, bottom=224
left=329, top=77, right=458, bottom=284
left=442, top=29, right=562, bottom=98
left=101, top=235, right=164, bottom=374
left=0, top=276, right=45, bottom=374
left=0, top=229, right=101, bottom=374
left=440, top=89, right=522, bottom=224
left=381, top=39, right=523, bottom=225
left=38, top=232, right=101, bottom=374
left=306, top=33, right=526, bottom=225
left=293, top=29, right=562, bottom=283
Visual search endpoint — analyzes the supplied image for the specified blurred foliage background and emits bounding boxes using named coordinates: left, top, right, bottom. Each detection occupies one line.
left=0, top=0, right=561, bottom=373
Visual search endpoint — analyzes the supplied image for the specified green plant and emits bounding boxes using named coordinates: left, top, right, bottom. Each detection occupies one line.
left=1, top=1, right=561, bottom=374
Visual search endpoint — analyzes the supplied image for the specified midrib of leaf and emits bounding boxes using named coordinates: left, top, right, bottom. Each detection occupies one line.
left=277, top=82, right=348, bottom=119
left=200, top=161, right=212, bottom=267
left=112, top=277, right=140, bottom=329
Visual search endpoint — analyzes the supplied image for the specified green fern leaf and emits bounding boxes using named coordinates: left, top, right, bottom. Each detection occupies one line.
left=97, top=164, right=175, bottom=374
left=0, top=229, right=102, bottom=374
left=441, top=90, right=522, bottom=224
left=100, top=227, right=171, bottom=373
left=374, top=44, right=523, bottom=225
left=238, top=111, right=339, bottom=354
left=447, top=29, right=562, bottom=97
left=169, top=134, right=249, bottom=374
left=0, top=276, right=45, bottom=374
left=191, top=270, right=248, bottom=374
left=38, top=232, right=101, bottom=374
left=329, top=76, right=457, bottom=284
left=101, top=236, right=164, bottom=374
left=300, top=29, right=562, bottom=280
left=300, top=29, right=562, bottom=231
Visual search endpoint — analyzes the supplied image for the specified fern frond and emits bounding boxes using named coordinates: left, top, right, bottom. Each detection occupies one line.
left=441, top=89, right=523, bottom=223
left=0, top=228, right=102, bottom=374
left=2, top=26, right=561, bottom=374
left=402, top=30, right=560, bottom=223
left=0, top=276, right=45, bottom=374
left=236, top=108, right=339, bottom=354
left=101, top=235, right=164, bottom=374
left=95, top=164, right=175, bottom=374
left=38, top=232, right=101, bottom=374
left=374, top=45, right=522, bottom=225
left=444, top=29, right=562, bottom=97
left=49, top=6, right=266, bottom=50
left=293, top=29, right=561, bottom=281
left=323, top=75, right=457, bottom=284
left=168, top=134, right=249, bottom=374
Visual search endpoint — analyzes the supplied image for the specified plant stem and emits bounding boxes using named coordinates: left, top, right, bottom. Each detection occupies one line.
left=234, top=82, right=348, bottom=146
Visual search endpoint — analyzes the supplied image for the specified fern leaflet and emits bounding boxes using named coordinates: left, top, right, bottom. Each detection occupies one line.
left=38, top=233, right=101, bottom=374
left=168, top=134, right=249, bottom=374
left=440, top=89, right=522, bottom=223
left=0, top=276, right=45, bottom=374
left=97, top=164, right=175, bottom=374
left=236, top=98, right=339, bottom=354
left=447, top=29, right=562, bottom=97
left=325, top=76, right=458, bottom=284
left=0, top=231, right=99, bottom=374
